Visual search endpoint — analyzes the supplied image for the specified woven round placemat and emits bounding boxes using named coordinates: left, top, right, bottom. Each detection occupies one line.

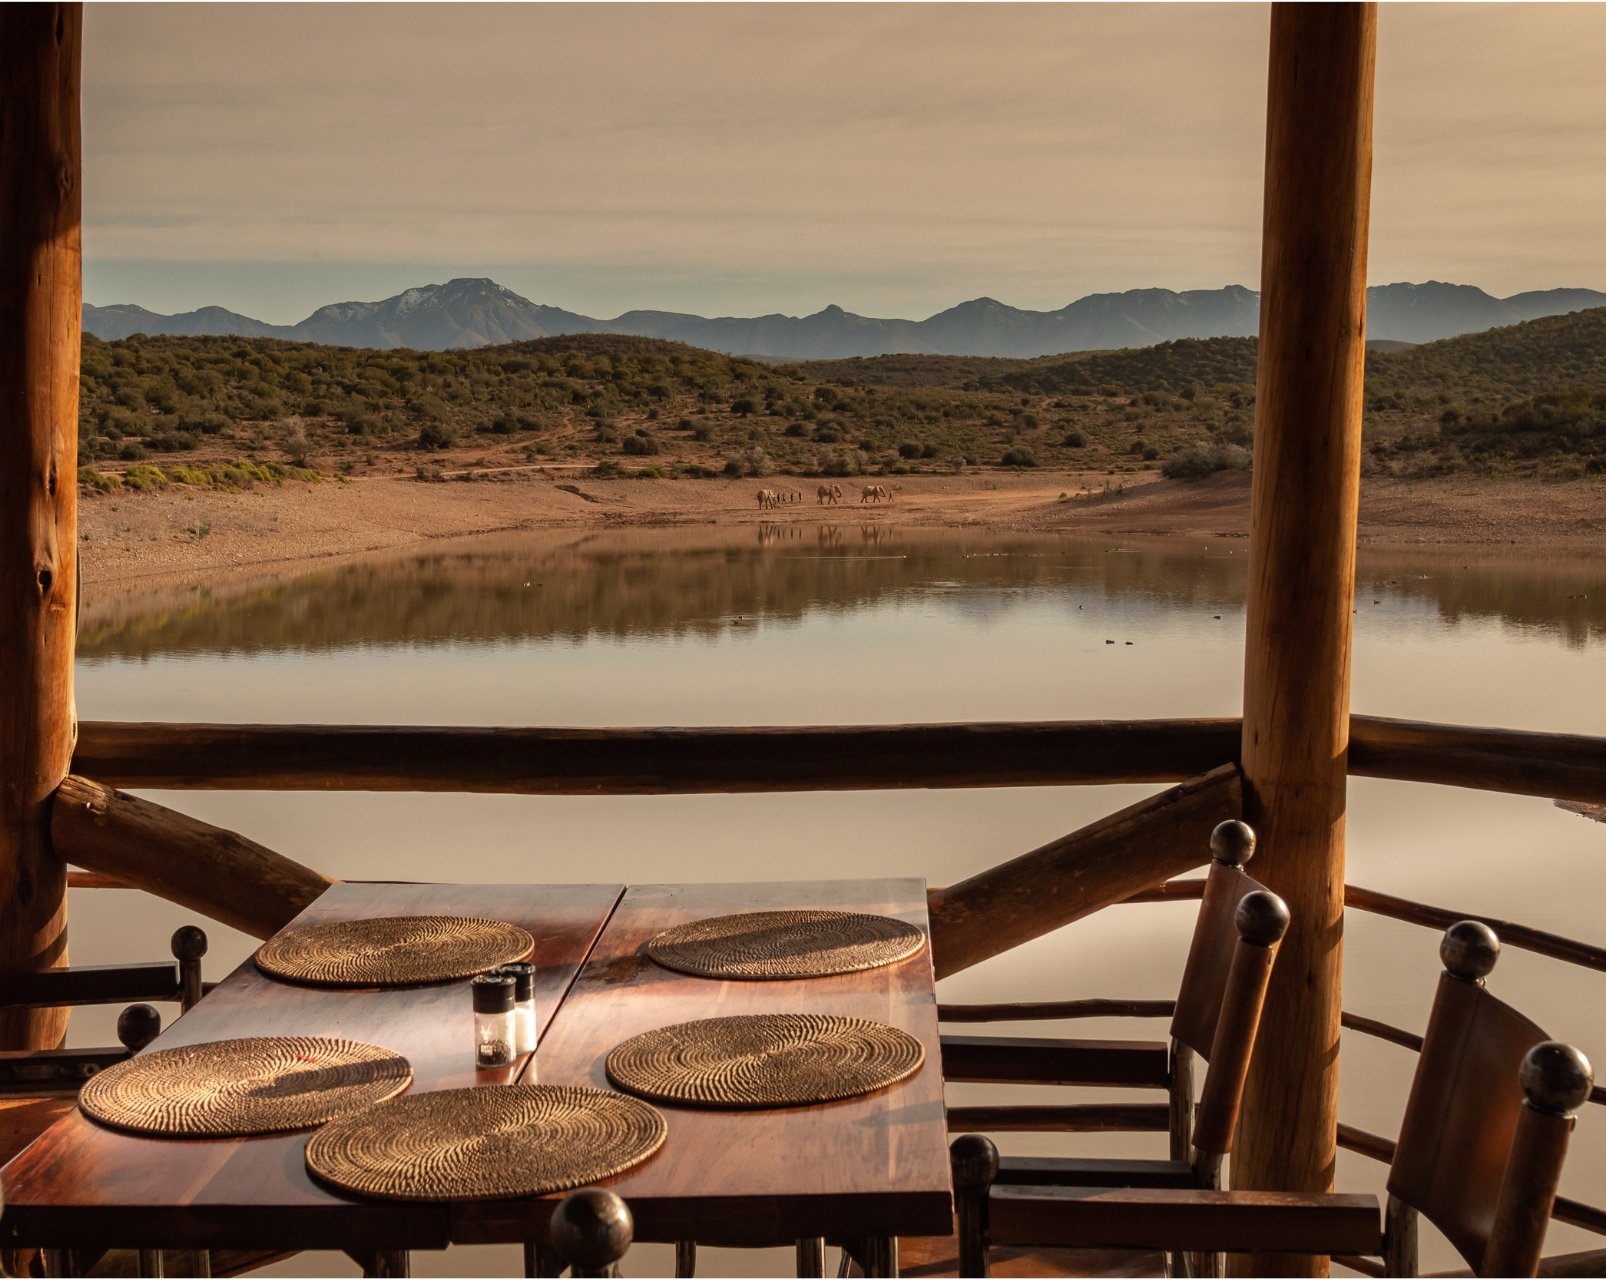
left=255, top=916, right=534, bottom=987
left=305, top=1085, right=667, bottom=1202
left=79, top=1036, right=413, bottom=1137
left=606, top=1013, right=925, bottom=1109
left=645, top=909, right=925, bottom=981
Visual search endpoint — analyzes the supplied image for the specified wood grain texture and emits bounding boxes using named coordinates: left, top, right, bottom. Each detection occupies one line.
left=0, top=882, right=623, bottom=1251
left=926, top=764, right=1242, bottom=979
left=52, top=776, right=336, bottom=939
left=0, top=2, right=81, bottom=1054
left=1235, top=10, right=1376, bottom=1274
left=450, top=879, right=951, bottom=1250
left=69, top=719, right=1242, bottom=794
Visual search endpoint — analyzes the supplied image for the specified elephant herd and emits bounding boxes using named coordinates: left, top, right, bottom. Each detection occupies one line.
left=756, top=484, right=891, bottom=509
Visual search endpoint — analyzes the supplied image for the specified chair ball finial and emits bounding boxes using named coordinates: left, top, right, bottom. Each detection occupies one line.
left=950, top=1133, right=1000, bottom=1188
left=551, top=1188, right=633, bottom=1274
left=117, top=1003, right=161, bottom=1053
left=1235, top=890, right=1290, bottom=947
left=171, top=925, right=208, bottom=962
left=1210, top=820, right=1256, bottom=867
left=1521, top=1041, right=1594, bottom=1117
left=1440, top=920, right=1500, bottom=982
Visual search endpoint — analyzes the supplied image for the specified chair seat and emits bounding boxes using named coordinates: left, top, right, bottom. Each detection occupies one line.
left=939, top=1036, right=1170, bottom=1089
left=898, top=1235, right=1164, bottom=1278
left=989, top=1186, right=1382, bottom=1256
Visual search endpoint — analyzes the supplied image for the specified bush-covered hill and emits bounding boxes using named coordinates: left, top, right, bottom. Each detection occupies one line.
left=71, top=305, right=1606, bottom=490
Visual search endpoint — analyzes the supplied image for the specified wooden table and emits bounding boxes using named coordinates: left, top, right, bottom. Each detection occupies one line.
left=456, top=878, right=952, bottom=1251
left=0, top=883, right=625, bottom=1253
left=3, top=877, right=953, bottom=1267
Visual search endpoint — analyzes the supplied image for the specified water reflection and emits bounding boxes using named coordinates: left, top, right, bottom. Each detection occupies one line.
left=83, top=526, right=1606, bottom=663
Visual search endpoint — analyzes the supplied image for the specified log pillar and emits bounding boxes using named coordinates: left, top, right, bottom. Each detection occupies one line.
left=1231, top=6, right=1375, bottom=1276
left=0, top=4, right=82, bottom=1051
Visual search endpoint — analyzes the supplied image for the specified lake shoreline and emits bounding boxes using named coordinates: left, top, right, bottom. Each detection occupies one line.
left=75, top=466, right=1606, bottom=596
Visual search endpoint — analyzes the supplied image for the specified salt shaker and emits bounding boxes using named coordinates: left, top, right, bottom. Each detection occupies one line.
left=495, top=963, right=538, bottom=1058
left=471, top=974, right=516, bottom=1070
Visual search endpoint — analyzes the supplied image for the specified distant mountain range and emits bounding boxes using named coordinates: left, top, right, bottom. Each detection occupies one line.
left=82, top=277, right=1606, bottom=359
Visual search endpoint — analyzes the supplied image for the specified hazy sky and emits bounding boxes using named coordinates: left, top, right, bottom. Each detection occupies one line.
left=83, top=3, right=1606, bottom=324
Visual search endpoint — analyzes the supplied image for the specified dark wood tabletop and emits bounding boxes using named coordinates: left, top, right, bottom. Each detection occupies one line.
left=0, top=882, right=625, bottom=1252
left=452, top=878, right=952, bottom=1250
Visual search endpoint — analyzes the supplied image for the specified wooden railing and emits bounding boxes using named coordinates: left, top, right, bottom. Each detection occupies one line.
left=68, top=714, right=1606, bottom=804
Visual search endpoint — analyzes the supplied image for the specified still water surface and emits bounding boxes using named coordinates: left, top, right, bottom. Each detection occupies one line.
left=69, top=525, right=1606, bottom=1276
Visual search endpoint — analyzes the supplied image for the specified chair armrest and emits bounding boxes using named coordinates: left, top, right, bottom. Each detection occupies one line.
left=0, top=962, right=179, bottom=1009
left=989, top=1185, right=1383, bottom=1255
left=939, top=1035, right=1170, bottom=1087
left=995, top=1156, right=1193, bottom=1189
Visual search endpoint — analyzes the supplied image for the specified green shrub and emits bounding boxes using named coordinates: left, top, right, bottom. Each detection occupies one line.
left=594, top=459, right=621, bottom=476
left=77, top=465, right=121, bottom=492
left=1062, top=430, right=1085, bottom=448
left=123, top=465, right=168, bottom=491
left=1161, top=442, right=1252, bottom=479
left=1001, top=446, right=1038, bottom=467
left=622, top=432, right=661, bottom=456
left=119, top=442, right=146, bottom=461
left=419, top=421, right=457, bottom=450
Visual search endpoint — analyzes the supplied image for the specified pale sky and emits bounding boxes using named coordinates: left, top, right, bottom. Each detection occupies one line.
left=82, top=3, right=1606, bottom=324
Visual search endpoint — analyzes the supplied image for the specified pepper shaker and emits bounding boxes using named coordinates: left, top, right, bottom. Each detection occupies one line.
left=471, top=974, right=516, bottom=1070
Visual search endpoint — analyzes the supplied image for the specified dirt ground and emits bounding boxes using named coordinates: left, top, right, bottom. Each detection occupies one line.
left=74, top=463, right=1606, bottom=594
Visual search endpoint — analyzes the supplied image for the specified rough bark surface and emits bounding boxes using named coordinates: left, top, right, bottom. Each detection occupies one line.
left=0, top=4, right=82, bottom=1051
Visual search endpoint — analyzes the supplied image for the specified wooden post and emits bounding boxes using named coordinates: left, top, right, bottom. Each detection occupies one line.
left=1233, top=6, right=1375, bottom=1276
left=0, top=4, right=82, bottom=1053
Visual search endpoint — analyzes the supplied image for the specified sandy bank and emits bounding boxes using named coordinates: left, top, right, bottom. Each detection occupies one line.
left=74, top=466, right=1606, bottom=596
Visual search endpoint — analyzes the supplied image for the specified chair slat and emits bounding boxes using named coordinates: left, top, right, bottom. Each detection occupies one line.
left=988, top=1185, right=1382, bottom=1255
left=938, top=1035, right=1169, bottom=1088
left=946, top=1103, right=1170, bottom=1133
left=994, top=1156, right=1192, bottom=1189
left=1, top=962, right=179, bottom=1009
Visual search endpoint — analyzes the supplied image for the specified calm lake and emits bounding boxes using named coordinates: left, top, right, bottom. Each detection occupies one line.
left=66, top=525, right=1606, bottom=1277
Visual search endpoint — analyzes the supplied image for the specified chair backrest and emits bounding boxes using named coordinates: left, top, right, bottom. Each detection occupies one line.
left=1171, top=820, right=1270, bottom=1061
left=1387, top=921, right=1548, bottom=1274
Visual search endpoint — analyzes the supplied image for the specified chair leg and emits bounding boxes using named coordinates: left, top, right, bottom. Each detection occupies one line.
left=138, top=1249, right=164, bottom=1277
left=862, top=1238, right=897, bottom=1278
left=1383, top=1196, right=1418, bottom=1277
left=41, top=1251, right=65, bottom=1278
left=951, top=1134, right=997, bottom=1279
left=796, top=1238, right=825, bottom=1277
left=189, top=1251, right=211, bottom=1278
left=676, top=1240, right=696, bottom=1276
left=524, top=1241, right=562, bottom=1277
left=1167, top=1039, right=1195, bottom=1280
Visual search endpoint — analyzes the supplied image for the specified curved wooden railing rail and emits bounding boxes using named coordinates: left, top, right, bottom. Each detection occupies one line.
left=66, top=714, right=1606, bottom=804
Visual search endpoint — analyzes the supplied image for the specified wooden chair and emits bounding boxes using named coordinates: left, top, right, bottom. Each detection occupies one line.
left=952, top=920, right=1593, bottom=1279
left=2, top=926, right=208, bottom=1280
left=903, top=821, right=1288, bottom=1277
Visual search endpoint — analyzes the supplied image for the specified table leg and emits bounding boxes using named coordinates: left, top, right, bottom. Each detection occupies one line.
left=189, top=1250, right=211, bottom=1278
left=524, top=1241, right=563, bottom=1278
left=675, top=1240, right=696, bottom=1276
left=865, top=1237, right=898, bottom=1278
left=137, top=1249, right=164, bottom=1277
left=41, top=1250, right=63, bottom=1278
left=373, top=1251, right=409, bottom=1277
left=795, top=1237, right=825, bottom=1277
